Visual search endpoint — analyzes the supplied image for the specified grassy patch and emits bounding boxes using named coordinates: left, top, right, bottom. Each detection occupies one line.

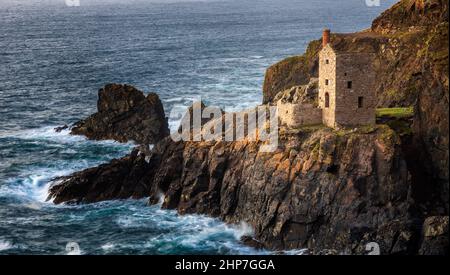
left=376, top=108, right=413, bottom=137
left=376, top=107, right=414, bottom=118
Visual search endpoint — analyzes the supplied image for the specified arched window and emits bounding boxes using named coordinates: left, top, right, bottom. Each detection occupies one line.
left=325, top=93, right=330, bottom=108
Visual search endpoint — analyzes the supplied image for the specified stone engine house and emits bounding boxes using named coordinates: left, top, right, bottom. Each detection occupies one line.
left=277, top=29, right=376, bottom=129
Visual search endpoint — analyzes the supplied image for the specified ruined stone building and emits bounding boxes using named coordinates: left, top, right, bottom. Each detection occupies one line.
left=277, top=29, right=376, bottom=129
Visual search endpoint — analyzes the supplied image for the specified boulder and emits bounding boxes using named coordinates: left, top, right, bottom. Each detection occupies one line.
left=418, top=216, right=449, bottom=255
left=71, top=84, right=169, bottom=144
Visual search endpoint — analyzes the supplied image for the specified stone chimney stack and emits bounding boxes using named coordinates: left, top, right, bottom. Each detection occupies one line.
left=322, top=29, right=331, bottom=48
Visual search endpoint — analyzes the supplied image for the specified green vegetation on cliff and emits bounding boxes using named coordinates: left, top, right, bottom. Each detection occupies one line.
left=263, top=0, right=449, bottom=213
left=263, top=0, right=448, bottom=108
left=376, top=107, right=414, bottom=118
left=262, top=40, right=321, bottom=104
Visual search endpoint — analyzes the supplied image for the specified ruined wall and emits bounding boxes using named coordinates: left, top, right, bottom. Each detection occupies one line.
left=277, top=101, right=322, bottom=128
left=335, top=53, right=376, bottom=126
left=318, top=44, right=337, bottom=127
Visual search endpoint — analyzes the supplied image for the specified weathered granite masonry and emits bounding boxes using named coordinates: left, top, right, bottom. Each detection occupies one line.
left=278, top=30, right=376, bottom=129
left=318, top=31, right=376, bottom=128
left=277, top=101, right=322, bottom=128
left=318, top=43, right=338, bottom=127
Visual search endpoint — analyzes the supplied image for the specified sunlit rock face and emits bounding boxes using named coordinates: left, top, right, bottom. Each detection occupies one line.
left=50, top=124, right=419, bottom=254
left=263, top=0, right=449, bottom=214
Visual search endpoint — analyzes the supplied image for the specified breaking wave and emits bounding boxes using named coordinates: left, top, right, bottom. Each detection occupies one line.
left=0, top=127, right=265, bottom=255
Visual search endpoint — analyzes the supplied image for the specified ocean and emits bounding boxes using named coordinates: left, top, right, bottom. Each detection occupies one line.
left=0, top=0, right=396, bottom=254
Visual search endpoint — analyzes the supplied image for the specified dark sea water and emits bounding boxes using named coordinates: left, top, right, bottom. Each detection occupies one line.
left=0, top=0, right=396, bottom=254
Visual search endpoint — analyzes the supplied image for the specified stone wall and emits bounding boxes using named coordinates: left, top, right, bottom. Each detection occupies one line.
left=319, top=44, right=376, bottom=128
left=277, top=101, right=322, bottom=128
left=319, top=44, right=337, bottom=127
left=281, top=45, right=376, bottom=129
left=335, top=53, right=376, bottom=126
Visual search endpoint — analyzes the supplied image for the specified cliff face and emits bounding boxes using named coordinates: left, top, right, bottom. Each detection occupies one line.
left=262, top=41, right=321, bottom=104
left=50, top=125, right=423, bottom=254
left=263, top=0, right=448, bottom=108
left=409, top=20, right=449, bottom=213
left=371, top=0, right=448, bottom=34
left=263, top=0, right=449, bottom=212
left=47, top=1, right=449, bottom=254
left=147, top=126, right=414, bottom=254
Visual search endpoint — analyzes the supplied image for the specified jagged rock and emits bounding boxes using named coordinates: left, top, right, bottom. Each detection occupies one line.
left=70, top=84, right=169, bottom=144
left=173, top=101, right=226, bottom=143
left=54, top=125, right=69, bottom=133
left=418, top=216, right=449, bottom=255
left=47, top=1, right=448, bottom=254
left=177, top=101, right=224, bottom=133
left=47, top=148, right=152, bottom=204
left=411, top=27, right=449, bottom=212
left=49, top=125, right=414, bottom=254
left=240, top=236, right=266, bottom=250
left=273, top=78, right=318, bottom=105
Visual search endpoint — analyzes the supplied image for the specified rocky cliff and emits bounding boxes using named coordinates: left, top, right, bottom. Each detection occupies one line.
left=70, top=84, right=169, bottom=145
left=47, top=1, right=449, bottom=255
left=263, top=0, right=449, bottom=213
left=50, top=124, right=425, bottom=254
left=151, top=126, right=416, bottom=254
left=263, top=0, right=448, bottom=107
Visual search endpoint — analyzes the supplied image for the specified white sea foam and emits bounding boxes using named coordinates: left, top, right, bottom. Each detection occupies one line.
left=0, top=240, right=13, bottom=251
left=0, top=124, right=134, bottom=204
left=0, top=166, right=80, bottom=203
left=156, top=191, right=165, bottom=207
left=22, top=202, right=43, bottom=210
left=0, top=126, right=81, bottom=142
left=0, top=125, right=135, bottom=147
left=101, top=243, right=115, bottom=251
left=114, top=204, right=261, bottom=253
left=231, top=222, right=254, bottom=239
left=283, top=249, right=309, bottom=255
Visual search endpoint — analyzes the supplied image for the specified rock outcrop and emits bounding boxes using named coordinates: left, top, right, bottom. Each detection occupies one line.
left=47, top=1, right=448, bottom=255
left=262, top=43, right=320, bottom=105
left=263, top=0, right=449, bottom=213
left=70, top=84, right=169, bottom=144
left=273, top=78, right=318, bottom=106
left=49, top=124, right=424, bottom=254
left=148, top=126, right=414, bottom=254
left=263, top=0, right=448, bottom=108
left=47, top=148, right=152, bottom=204
left=418, top=216, right=449, bottom=255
